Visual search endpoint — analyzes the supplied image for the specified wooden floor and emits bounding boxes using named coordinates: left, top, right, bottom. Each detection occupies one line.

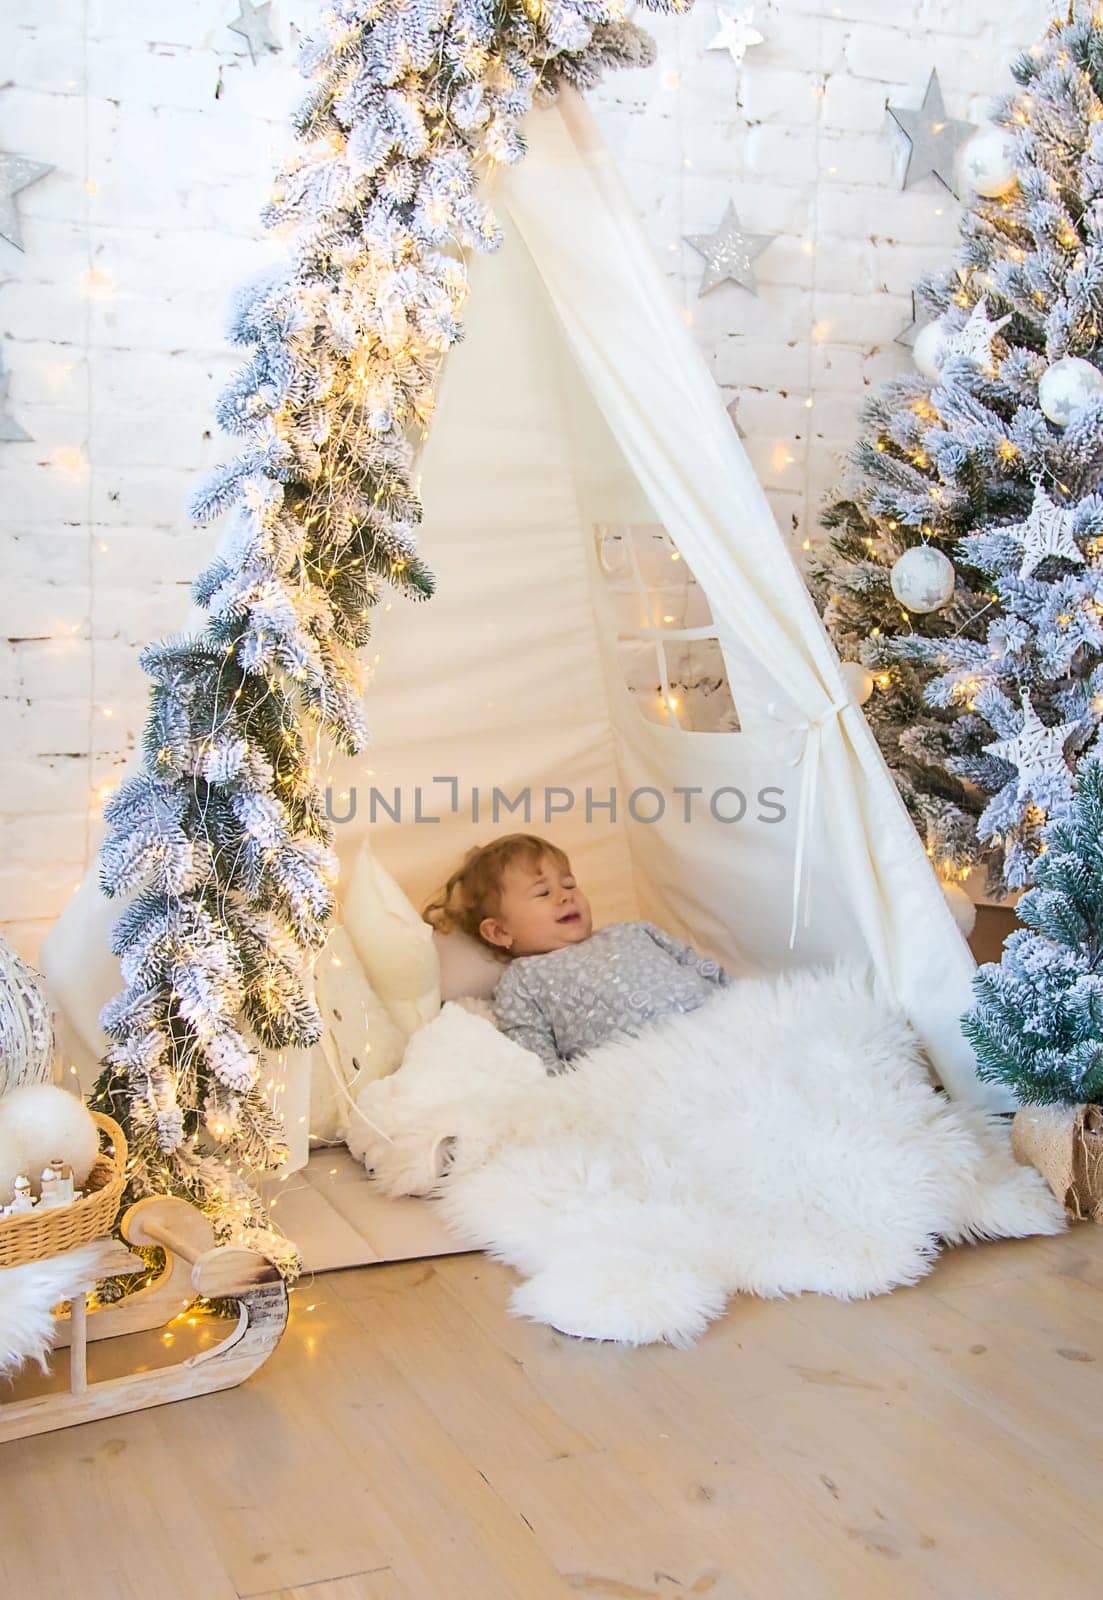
left=2, top=1223, right=1103, bottom=1599
left=264, top=1147, right=468, bottom=1274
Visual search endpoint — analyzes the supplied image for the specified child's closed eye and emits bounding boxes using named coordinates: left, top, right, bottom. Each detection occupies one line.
left=533, top=877, right=576, bottom=898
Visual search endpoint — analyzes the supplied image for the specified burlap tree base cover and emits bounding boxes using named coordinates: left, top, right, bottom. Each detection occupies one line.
left=1012, top=1105, right=1103, bottom=1221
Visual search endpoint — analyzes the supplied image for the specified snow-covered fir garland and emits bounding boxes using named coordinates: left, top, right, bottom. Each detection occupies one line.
left=92, top=0, right=688, bottom=1265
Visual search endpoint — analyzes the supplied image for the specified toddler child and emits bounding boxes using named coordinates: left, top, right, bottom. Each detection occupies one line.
left=425, top=833, right=731, bottom=1070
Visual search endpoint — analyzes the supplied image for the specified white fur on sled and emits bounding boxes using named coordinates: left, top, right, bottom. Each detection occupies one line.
left=350, top=968, right=1065, bottom=1346
left=0, top=1243, right=103, bottom=1380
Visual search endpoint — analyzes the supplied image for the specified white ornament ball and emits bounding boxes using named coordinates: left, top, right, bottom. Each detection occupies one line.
left=839, top=661, right=875, bottom=706
left=912, top=320, right=947, bottom=382
left=960, top=125, right=1018, bottom=198
left=1037, top=356, right=1103, bottom=427
left=942, top=880, right=977, bottom=938
left=890, top=545, right=956, bottom=614
left=0, top=1084, right=100, bottom=1190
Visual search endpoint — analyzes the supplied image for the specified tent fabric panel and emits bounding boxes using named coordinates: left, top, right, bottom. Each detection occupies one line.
left=330, top=205, right=641, bottom=930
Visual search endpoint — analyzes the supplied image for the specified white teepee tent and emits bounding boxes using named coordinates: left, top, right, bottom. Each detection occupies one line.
left=41, top=89, right=1009, bottom=1259
left=328, top=90, right=1002, bottom=1099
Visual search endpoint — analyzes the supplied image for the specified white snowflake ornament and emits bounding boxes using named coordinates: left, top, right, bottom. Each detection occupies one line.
left=938, top=296, right=1011, bottom=371
left=984, top=695, right=1078, bottom=795
left=1005, top=484, right=1084, bottom=579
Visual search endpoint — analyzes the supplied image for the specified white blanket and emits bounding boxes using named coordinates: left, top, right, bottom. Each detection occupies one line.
left=348, top=968, right=1064, bottom=1346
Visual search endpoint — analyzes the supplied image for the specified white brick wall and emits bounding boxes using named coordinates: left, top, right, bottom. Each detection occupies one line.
left=0, top=0, right=1049, bottom=959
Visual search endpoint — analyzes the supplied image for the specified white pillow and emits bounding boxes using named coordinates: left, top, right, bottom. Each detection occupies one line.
left=433, top=928, right=506, bottom=1003
left=341, top=844, right=441, bottom=1036
left=309, top=926, right=408, bottom=1144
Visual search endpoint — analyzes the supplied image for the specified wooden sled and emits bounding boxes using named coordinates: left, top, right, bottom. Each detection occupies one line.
left=0, top=1196, right=288, bottom=1445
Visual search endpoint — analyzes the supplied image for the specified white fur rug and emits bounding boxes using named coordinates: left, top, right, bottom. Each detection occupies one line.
left=0, top=1243, right=104, bottom=1381
left=349, top=968, right=1065, bottom=1346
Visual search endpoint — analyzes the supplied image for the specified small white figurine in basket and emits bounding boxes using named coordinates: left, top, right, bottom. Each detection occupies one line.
left=7, top=1175, right=35, bottom=1214
left=29, top=1161, right=80, bottom=1213
left=50, top=1159, right=76, bottom=1205
left=37, top=1165, right=58, bottom=1209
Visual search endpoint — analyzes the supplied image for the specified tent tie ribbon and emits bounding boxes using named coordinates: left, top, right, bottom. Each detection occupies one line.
left=780, top=695, right=851, bottom=950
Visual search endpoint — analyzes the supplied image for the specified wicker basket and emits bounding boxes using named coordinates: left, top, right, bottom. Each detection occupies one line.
left=0, top=1112, right=127, bottom=1269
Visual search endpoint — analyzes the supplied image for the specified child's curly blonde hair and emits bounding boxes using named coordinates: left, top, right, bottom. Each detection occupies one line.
left=423, top=833, right=571, bottom=955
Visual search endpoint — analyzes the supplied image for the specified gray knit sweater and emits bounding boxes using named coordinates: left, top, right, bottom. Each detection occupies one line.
left=492, top=920, right=731, bottom=1069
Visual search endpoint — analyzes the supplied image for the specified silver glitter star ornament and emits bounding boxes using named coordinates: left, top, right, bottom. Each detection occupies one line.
left=0, top=152, right=55, bottom=252
left=0, top=357, right=29, bottom=442
left=985, top=695, right=1077, bottom=795
left=1006, top=484, right=1084, bottom=579
left=888, top=69, right=976, bottom=198
left=685, top=201, right=776, bottom=297
left=939, top=296, right=1011, bottom=370
left=229, top=1, right=282, bottom=65
left=707, top=5, right=764, bottom=68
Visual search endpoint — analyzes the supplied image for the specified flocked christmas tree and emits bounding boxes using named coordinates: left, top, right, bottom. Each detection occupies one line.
left=812, top=6, right=1103, bottom=894
left=90, top=0, right=685, bottom=1263
left=811, top=354, right=1003, bottom=890
left=965, top=754, right=1103, bottom=1104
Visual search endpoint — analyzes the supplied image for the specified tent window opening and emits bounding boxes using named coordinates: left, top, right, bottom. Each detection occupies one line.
left=595, top=524, right=740, bottom=733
